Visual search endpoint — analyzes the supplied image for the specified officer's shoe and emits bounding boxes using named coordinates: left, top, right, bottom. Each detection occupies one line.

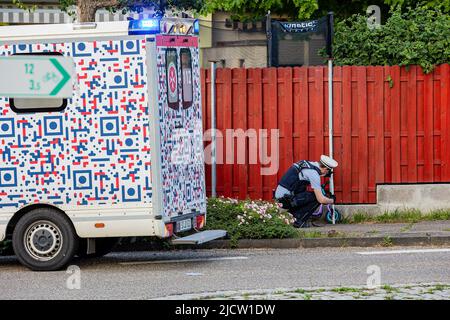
left=293, top=220, right=311, bottom=228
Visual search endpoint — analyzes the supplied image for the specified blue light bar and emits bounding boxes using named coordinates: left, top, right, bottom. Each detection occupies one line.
left=128, top=18, right=161, bottom=35
left=193, top=19, right=200, bottom=35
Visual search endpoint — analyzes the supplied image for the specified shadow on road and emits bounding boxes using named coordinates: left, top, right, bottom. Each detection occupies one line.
left=0, top=250, right=249, bottom=271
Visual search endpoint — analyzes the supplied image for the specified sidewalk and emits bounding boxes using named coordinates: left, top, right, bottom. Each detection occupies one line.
left=201, top=220, right=450, bottom=249
left=307, top=220, right=450, bottom=238
left=114, top=220, right=450, bottom=251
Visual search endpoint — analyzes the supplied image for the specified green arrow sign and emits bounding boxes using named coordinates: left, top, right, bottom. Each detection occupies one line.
left=0, top=55, right=73, bottom=98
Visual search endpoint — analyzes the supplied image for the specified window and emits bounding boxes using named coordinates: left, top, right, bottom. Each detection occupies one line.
left=180, top=48, right=193, bottom=109
left=9, top=52, right=67, bottom=113
left=165, top=48, right=179, bottom=110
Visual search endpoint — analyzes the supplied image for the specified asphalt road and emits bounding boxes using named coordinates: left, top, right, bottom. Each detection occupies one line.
left=0, top=246, right=449, bottom=300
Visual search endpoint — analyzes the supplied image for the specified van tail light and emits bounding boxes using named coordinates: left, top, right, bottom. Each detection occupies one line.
left=164, top=223, right=174, bottom=237
left=196, top=215, right=205, bottom=229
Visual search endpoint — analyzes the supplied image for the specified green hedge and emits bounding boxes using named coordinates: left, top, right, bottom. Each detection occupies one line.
left=204, top=197, right=297, bottom=245
left=328, top=6, right=450, bottom=73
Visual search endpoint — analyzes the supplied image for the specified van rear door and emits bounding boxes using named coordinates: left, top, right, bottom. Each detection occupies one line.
left=151, top=34, right=206, bottom=231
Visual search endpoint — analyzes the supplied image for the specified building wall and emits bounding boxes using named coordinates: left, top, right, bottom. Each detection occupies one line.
left=202, top=45, right=267, bottom=68
left=200, top=11, right=268, bottom=68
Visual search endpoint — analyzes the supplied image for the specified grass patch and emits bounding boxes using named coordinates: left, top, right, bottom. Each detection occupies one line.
left=347, top=212, right=371, bottom=223
left=297, top=230, right=326, bottom=238
left=382, top=285, right=399, bottom=293
left=344, top=209, right=450, bottom=224
left=326, top=230, right=348, bottom=238
left=315, top=289, right=325, bottom=293
left=303, top=294, right=312, bottom=300
left=331, top=287, right=362, bottom=293
left=296, top=230, right=349, bottom=239
left=273, top=291, right=284, bottom=295
left=375, top=209, right=423, bottom=223
left=294, top=289, right=307, bottom=294
left=381, top=236, right=393, bottom=247
left=400, top=222, right=416, bottom=232
left=434, top=284, right=448, bottom=291
left=360, top=292, right=370, bottom=296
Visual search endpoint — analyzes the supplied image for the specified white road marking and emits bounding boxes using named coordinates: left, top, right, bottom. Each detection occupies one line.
left=119, top=256, right=249, bottom=265
left=185, top=272, right=203, bottom=276
left=357, top=248, right=450, bottom=255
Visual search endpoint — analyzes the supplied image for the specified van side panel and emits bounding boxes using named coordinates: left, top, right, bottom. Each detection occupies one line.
left=0, top=38, right=152, bottom=212
left=155, top=36, right=206, bottom=218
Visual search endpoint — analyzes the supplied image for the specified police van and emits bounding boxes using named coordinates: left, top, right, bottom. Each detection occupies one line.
left=0, top=18, right=225, bottom=271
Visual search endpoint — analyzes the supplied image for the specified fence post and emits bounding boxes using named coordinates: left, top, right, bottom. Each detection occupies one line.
left=326, top=12, right=336, bottom=223
left=210, top=61, right=217, bottom=197
left=266, top=11, right=272, bottom=67
left=328, top=59, right=336, bottom=223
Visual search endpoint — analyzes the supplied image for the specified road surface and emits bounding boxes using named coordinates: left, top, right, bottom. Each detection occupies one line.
left=0, top=246, right=449, bottom=299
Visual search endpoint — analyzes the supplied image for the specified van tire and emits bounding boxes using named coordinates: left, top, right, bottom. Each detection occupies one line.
left=77, top=237, right=119, bottom=258
left=12, top=208, right=78, bottom=271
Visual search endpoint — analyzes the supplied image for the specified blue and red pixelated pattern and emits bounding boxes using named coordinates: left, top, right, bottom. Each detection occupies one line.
left=0, top=39, right=152, bottom=208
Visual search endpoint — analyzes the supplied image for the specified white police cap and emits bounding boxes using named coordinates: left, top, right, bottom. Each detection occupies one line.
left=320, top=155, right=338, bottom=169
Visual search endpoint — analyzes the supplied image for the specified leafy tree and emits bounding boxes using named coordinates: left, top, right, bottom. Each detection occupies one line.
left=11, top=0, right=450, bottom=23
left=315, top=0, right=390, bottom=20
left=199, top=0, right=319, bottom=20
left=12, top=0, right=201, bottom=22
left=385, top=0, right=449, bottom=12
left=199, top=0, right=449, bottom=21
left=327, top=6, right=450, bottom=73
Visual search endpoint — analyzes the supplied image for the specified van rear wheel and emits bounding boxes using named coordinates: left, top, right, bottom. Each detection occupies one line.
left=12, top=208, right=78, bottom=271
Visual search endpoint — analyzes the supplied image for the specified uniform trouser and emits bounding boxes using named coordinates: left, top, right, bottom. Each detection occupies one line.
left=289, top=191, right=320, bottom=223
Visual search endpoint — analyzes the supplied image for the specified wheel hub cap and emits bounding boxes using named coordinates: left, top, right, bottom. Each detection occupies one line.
left=24, top=221, right=63, bottom=261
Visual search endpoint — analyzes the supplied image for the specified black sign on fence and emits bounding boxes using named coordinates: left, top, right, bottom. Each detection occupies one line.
left=267, top=13, right=333, bottom=67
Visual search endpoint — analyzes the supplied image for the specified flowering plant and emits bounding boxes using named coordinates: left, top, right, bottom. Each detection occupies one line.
left=206, top=197, right=297, bottom=243
left=237, top=200, right=295, bottom=226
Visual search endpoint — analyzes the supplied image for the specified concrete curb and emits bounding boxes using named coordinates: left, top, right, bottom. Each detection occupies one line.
left=113, top=234, right=450, bottom=252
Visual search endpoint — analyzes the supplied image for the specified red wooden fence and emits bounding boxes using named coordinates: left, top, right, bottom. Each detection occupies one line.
left=201, top=64, right=450, bottom=204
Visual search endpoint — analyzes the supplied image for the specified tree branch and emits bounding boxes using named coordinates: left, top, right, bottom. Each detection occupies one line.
left=76, top=0, right=120, bottom=22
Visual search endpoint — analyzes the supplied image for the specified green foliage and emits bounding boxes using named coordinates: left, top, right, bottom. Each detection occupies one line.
left=382, top=235, right=393, bottom=247
left=328, top=6, right=450, bottom=73
left=343, top=208, right=450, bottom=224
left=10, top=0, right=450, bottom=22
left=316, top=0, right=389, bottom=20
left=12, top=0, right=36, bottom=12
left=204, top=197, right=297, bottom=244
left=199, top=0, right=449, bottom=21
left=385, top=0, right=450, bottom=13
left=11, top=0, right=202, bottom=18
left=200, top=0, right=319, bottom=20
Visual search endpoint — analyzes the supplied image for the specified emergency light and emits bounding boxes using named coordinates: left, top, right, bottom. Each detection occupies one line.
left=193, top=19, right=200, bottom=35
left=128, top=18, right=161, bottom=35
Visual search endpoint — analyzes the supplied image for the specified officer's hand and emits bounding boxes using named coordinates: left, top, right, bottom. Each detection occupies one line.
left=329, top=194, right=336, bottom=203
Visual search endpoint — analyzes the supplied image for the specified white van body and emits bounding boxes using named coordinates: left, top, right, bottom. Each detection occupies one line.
left=0, top=19, right=223, bottom=269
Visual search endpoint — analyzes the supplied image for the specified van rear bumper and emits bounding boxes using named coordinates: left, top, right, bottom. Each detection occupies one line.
left=171, top=230, right=227, bottom=245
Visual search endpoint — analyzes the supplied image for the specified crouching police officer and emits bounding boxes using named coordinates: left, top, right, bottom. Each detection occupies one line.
left=274, top=155, right=338, bottom=228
